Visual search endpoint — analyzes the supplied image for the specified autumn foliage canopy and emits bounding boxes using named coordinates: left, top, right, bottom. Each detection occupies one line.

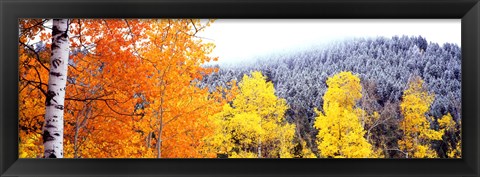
left=18, top=19, right=461, bottom=158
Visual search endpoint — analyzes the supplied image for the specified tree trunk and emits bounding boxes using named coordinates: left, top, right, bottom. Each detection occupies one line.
left=257, top=139, right=262, bottom=158
left=156, top=82, right=166, bottom=158
left=146, top=132, right=152, bottom=149
left=156, top=112, right=163, bottom=158
left=156, top=126, right=163, bottom=158
left=74, top=123, right=79, bottom=158
left=43, top=19, right=69, bottom=158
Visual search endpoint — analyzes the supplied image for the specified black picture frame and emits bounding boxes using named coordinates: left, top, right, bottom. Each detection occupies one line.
left=1, top=0, right=479, bottom=177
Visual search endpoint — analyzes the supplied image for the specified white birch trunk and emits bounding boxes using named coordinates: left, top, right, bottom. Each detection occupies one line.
left=43, top=19, right=69, bottom=158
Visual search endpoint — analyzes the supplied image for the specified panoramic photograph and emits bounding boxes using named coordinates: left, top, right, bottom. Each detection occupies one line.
left=18, top=19, right=461, bottom=158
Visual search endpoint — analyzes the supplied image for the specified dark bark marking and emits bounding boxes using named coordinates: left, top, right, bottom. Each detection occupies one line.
left=51, top=43, right=59, bottom=50
left=42, top=131, right=55, bottom=143
left=51, top=23, right=67, bottom=47
left=55, top=105, right=64, bottom=110
left=45, top=90, right=57, bottom=106
left=52, top=26, right=60, bottom=36
left=61, top=32, right=68, bottom=39
left=50, top=72, right=62, bottom=77
left=52, top=59, right=62, bottom=68
left=57, top=34, right=68, bottom=43
left=53, top=115, right=58, bottom=118
left=53, top=133, right=60, bottom=136
left=48, top=153, right=57, bottom=158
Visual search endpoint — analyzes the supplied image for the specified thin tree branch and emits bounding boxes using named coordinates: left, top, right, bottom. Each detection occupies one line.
left=20, top=19, right=48, bottom=32
left=103, top=100, right=143, bottom=116
left=19, top=41, right=50, bottom=72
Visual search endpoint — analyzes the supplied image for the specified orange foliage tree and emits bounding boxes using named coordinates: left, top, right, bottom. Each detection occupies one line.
left=133, top=19, right=230, bottom=158
left=18, top=19, right=231, bottom=158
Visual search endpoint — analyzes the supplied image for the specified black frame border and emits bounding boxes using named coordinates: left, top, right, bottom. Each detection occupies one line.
left=1, top=0, right=479, bottom=177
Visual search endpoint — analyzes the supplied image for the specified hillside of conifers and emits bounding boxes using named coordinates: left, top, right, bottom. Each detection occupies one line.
left=19, top=19, right=461, bottom=158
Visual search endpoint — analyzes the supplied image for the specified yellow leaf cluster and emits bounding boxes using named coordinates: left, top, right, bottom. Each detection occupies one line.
left=438, top=113, right=455, bottom=132
left=207, top=71, right=297, bottom=158
left=314, top=71, right=374, bottom=158
left=438, top=113, right=461, bottom=158
left=398, top=76, right=442, bottom=158
left=19, top=132, right=43, bottom=158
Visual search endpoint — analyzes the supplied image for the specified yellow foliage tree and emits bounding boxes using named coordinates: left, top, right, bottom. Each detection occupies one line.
left=398, top=76, right=443, bottom=158
left=438, top=113, right=461, bottom=158
left=207, top=71, right=297, bottom=158
left=313, top=71, right=374, bottom=158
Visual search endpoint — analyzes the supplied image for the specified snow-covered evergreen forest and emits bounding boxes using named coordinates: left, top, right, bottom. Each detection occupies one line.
left=200, top=35, right=461, bottom=157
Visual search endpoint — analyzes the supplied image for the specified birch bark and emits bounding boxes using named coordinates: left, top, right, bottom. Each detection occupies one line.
left=43, top=19, right=69, bottom=158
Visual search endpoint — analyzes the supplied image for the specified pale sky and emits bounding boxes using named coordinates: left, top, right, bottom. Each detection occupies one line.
left=198, top=19, right=461, bottom=66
